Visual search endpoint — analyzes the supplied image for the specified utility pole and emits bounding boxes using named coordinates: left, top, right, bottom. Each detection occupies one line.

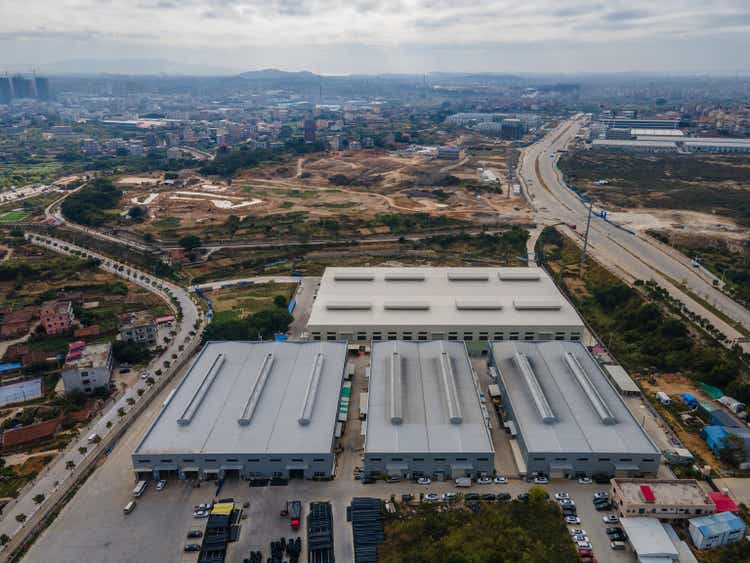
left=579, top=200, right=593, bottom=277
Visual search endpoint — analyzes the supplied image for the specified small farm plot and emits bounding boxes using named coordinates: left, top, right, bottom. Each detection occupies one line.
left=0, top=210, right=31, bottom=222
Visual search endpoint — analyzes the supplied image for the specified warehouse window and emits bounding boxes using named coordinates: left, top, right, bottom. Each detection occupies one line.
left=478, top=332, right=488, bottom=341
left=314, top=472, right=326, bottom=477
left=598, top=458, right=610, bottom=462
left=402, top=332, right=412, bottom=341
left=448, top=331, right=458, bottom=341
left=206, top=458, right=216, bottom=462
left=413, top=458, right=424, bottom=462
left=555, top=457, right=567, bottom=462
left=226, top=458, right=238, bottom=462
left=476, top=458, right=489, bottom=462
left=533, top=457, right=545, bottom=461
left=312, top=332, right=321, bottom=341
left=247, top=459, right=260, bottom=462
left=418, top=332, right=428, bottom=341
left=139, top=459, right=151, bottom=463
left=463, top=333, right=473, bottom=341
left=326, top=333, right=337, bottom=341
left=434, top=458, right=446, bottom=462
left=387, top=332, right=397, bottom=341
left=643, top=458, right=655, bottom=462
left=576, top=458, right=589, bottom=462
left=570, top=333, right=581, bottom=341
left=391, top=458, right=403, bottom=462
left=619, top=458, right=633, bottom=462
left=372, top=332, right=382, bottom=341
left=455, top=458, right=468, bottom=462
left=493, top=333, right=504, bottom=341
left=357, top=332, right=367, bottom=341
left=370, top=458, right=382, bottom=462
left=509, top=332, right=519, bottom=341
left=524, top=332, right=535, bottom=340
left=161, top=459, right=173, bottom=463
left=291, top=458, right=304, bottom=462
left=270, top=458, right=282, bottom=462
left=555, top=332, right=566, bottom=341
left=313, top=458, right=325, bottom=462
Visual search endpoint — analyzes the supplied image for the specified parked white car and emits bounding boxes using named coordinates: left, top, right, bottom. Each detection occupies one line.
left=417, top=477, right=432, bottom=485
left=602, top=515, right=619, bottom=524
left=494, top=475, right=508, bottom=484
left=554, top=492, right=570, bottom=500
left=533, top=476, right=549, bottom=484
left=577, top=477, right=593, bottom=484
left=477, top=476, right=492, bottom=485
left=155, top=480, right=167, bottom=491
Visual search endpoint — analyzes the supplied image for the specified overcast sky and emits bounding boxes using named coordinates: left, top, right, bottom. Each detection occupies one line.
left=2, top=0, right=750, bottom=75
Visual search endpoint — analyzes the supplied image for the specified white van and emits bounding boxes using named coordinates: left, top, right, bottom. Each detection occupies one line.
left=455, top=477, right=472, bottom=488
left=123, top=500, right=136, bottom=514
left=133, top=480, right=148, bottom=497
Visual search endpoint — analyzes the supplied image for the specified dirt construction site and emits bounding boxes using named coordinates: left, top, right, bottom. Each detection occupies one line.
left=114, top=148, right=531, bottom=236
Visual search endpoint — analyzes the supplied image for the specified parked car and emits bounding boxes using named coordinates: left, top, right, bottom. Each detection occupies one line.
left=565, top=516, right=581, bottom=525
left=610, top=541, right=626, bottom=550
left=477, top=476, right=492, bottom=485
left=442, top=492, right=457, bottom=502
left=572, top=535, right=590, bottom=543
left=187, top=531, right=203, bottom=538
left=155, top=480, right=167, bottom=491
left=593, top=491, right=609, bottom=499
left=606, top=527, right=623, bottom=535
left=494, top=475, right=508, bottom=484
left=554, top=492, right=570, bottom=500
left=517, top=493, right=529, bottom=502
left=480, top=493, right=496, bottom=501
left=533, top=475, right=549, bottom=484
left=194, top=503, right=211, bottom=511
left=580, top=558, right=598, bottom=563
left=465, top=493, right=480, bottom=501
left=386, top=476, right=401, bottom=483
left=455, top=477, right=472, bottom=488
left=362, top=476, right=375, bottom=484
left=193, top=510, right=209, bottom=518
left=609, top=532, right=627, bottom=542
left=595, top=502, right=612, bottom=511
left=423, top=493, right=440, bottom=502
left=184, top=544, right=201, bottom=552
left=576, top=541, right=592, bottom=550
left=497, top=492, right=511, bottom=501
left=578, top=548, right=593, bottom=557
left=602, top=515, right=619, bottom=524
left=558, top=499, right=575, bottom=506
left=569, top=529, right=587, bottom=537
left=417, top=477, right=432, bottom=485
left=577, top=477, right=593, bottom=485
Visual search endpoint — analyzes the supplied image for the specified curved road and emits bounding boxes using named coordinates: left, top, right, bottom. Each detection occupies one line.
left=521, top=118, right=750, bottom=349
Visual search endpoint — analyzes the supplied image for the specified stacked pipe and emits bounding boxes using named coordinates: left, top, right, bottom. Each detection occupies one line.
left=350, top=497, right=384, bottom=563
left=307, top=502, right=335, bottom=563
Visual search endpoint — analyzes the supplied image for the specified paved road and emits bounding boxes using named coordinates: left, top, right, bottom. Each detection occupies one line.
left=193, top=275, right=302, bottom=292
left=0, top=232, right=203, bottom=552
left=521, top=118, right=750, bottom=350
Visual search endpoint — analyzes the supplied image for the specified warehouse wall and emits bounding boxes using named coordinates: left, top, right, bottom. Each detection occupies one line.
left=363, top=453, right=494, bottom=480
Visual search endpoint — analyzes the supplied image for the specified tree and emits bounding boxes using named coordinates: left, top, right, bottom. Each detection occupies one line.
left=66, top=460, right=76, bottom=470
left=179, top=235, right=201, bottom=251
left=112, top=340, right=152, bottom=364
left=273, top=295, right=288, bottom=309
left=0, top=534, right=10, bottom=546
left=105, top=420, right=112, bottom=429
left=33, top=493, right=45, bottom=505
left=117, top=407, right=126, bottom=417
left=126, top=397, right=135, bottom=406
left=127, top=206, right=147, bottom=222
left=225, top=215, right=240, bottom=237
left=15, top=513, right=26, bottom=523
left=78, top=446, right=87, bottom=455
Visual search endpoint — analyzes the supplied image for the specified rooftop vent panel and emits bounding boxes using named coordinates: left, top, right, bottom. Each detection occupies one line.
left=455, top=299, right=503, bottom=311
left=513, top=299, right=561, bottom=310
left=499, top=271, right=541, bottom=281
left=383, top=301, right=430, bottom=311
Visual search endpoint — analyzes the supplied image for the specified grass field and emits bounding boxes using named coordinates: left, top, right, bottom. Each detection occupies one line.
left=559, top=150, right=750, bottom=225
left=0, top=210, right=31, bottom=222
left=209, top=282, right=297, bottom=321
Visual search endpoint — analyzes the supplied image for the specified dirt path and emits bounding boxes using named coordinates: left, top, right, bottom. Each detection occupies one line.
left=4, top=449, right=61, bottom=468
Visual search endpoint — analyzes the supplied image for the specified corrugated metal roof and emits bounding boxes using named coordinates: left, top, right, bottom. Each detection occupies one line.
left=603, top=364, right=640, bottom=394
left=365, top=341, right=494, bottom=456
left=491, top=341, right=660, bottom=456
left=134, top=341, right=347, bottom=456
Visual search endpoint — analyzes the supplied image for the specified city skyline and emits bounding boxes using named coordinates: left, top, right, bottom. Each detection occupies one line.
left=1, top=1, right=750, bottom=75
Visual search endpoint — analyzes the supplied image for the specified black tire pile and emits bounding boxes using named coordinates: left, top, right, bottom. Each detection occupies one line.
left=267, top=536, right=302, bottom=563
left=350, top=497, right=384, bottom=563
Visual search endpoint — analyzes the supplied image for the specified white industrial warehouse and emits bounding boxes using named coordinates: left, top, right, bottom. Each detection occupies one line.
left=489, top=340, right=661, bottom=479
left=363, top=340, right=495, bottom=479
left=307, top=267, right=584, bottom=350
left=132, top=340, right=347, bottom=481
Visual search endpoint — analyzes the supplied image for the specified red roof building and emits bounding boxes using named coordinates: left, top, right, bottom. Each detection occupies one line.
left=709, top=492, right=739, bottom=513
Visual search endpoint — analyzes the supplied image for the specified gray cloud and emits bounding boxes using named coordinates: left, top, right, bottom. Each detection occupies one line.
left=0, top=0, right=749, bottom=73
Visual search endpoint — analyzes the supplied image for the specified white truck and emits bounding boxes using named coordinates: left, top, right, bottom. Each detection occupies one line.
left=455, top=477, right=472, bottom=488
left=656, top=392, right=671, bottom=406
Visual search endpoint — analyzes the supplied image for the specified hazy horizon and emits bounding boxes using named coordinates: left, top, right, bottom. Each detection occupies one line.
left=2, top=1, right=750, bottom=75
